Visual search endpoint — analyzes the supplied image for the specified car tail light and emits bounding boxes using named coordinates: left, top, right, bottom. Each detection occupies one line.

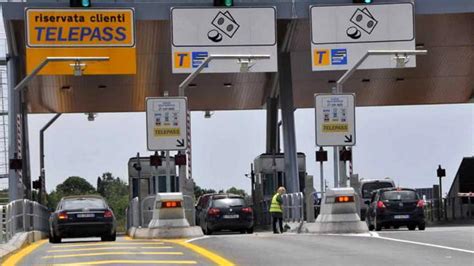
left=377, top=201, right=386, bottom=209
left=208, top=208, right=220, bottom=216
left=58, top=211, right=68, bottom=220
left=335, top=196, right=354, bottom=203
left=416, top=200, right=424, bottom=208
left=241, top=207, right=253, bottom=213
left=161, top=201, right=182, bottom=208
left=104, top=210, right=113, bottom=218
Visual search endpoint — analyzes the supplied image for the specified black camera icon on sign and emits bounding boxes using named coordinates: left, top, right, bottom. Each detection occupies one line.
left=207, top=11, right=240, bottom=43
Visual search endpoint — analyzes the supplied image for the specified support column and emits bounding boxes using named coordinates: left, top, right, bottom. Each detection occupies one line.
left=266, top=97, right=278, bottom=154
left=278, top=52, right=299, bottom=193
left=7, top=56, right=23, bottom=201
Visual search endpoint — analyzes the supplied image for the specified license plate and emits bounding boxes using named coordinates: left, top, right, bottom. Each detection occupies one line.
left=223, top=214, right=239, bottom=219
left=394, top=215, right=410, bottom=219
left=77, top=213, right=95, bottom=218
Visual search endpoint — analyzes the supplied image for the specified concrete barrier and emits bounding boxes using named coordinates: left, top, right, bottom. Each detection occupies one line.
left=0, top=231, right=48, bottom=262
left=128, top=193, right=203, bottom=239
left=306, top=187, right=369, bottom=234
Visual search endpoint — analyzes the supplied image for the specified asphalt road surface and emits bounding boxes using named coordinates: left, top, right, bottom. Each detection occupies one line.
left=5, top=225, right=473, bottom=265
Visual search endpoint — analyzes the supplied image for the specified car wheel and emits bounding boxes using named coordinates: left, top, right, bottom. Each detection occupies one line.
left=49, top=233, right=61, bottom=244
left=101, top=232, right=116, bottom=242
left=366, top=219, right=374, bottom=231
left=374, top=217, right=382, bottom=231
left=418, top=223, right=426, bottom=231
left=408, top=224, right=416, bottom=231
left=246, top=227, right=254, bottom=234
left=205, top=226, right=213, bottom=235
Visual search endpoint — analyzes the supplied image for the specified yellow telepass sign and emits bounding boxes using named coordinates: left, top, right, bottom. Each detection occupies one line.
left=25, top=8, right=136, bottom=75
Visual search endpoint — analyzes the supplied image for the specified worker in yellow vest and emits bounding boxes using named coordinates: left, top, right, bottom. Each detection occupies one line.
left=269, top=186, right=286, bottom=234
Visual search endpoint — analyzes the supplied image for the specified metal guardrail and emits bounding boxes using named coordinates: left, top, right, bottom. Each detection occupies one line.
left=282, top=192, right=304, bottom=223
left=126, top=194, right=195, bottom=229
left=0, top=199, right=49, bottom=243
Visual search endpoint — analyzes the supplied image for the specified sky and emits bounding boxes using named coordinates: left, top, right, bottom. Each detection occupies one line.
left=27, top=103, right=473, bottom=196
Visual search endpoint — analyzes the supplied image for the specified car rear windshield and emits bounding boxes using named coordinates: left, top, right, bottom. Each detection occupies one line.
left=212, top=197, right=246, bottom=208
left=362, top=182, right=394, bottom=198
left=62, top=198, right=106, bottom=210
left=381, top=190, right=418, bottom=201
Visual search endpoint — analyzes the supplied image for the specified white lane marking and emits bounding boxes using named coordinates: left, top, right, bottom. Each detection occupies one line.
left=371, top=235, right=474, bottom=254
left=185, top=236, right=210, bottom=243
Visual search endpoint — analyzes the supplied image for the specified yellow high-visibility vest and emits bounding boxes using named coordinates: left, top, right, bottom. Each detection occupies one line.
left=269, top=193, right=282, bottom=213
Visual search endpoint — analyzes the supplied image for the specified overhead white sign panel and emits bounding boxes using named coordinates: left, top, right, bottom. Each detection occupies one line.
left=171, top=7, right=277, bottom=73
left=146, top=97, right=188, bottom=151
left=310, top=2, right=415, bottom=71
left=315, top=94, right=355, bottom=147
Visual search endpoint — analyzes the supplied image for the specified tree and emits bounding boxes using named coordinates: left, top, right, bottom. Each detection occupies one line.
left=194, top=184, right=216, bottom=199
left=97, top=172, right=129, bottom=231
left=46, top=176, right=97, bottom=209
left=226, top=187, right=247, bottom=196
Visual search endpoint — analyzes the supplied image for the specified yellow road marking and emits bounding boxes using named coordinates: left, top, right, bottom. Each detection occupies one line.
left=52, top=242, right=164, bottom=248
left=165, top=240, right=235, bottom=266
left=47, top=246, right=174, bottom=253
left=123, top=236, right=165, bottom=242
left=2, top=240, right=47, bottom=266
left=53, top=260, right=197, bottom=265
left=43, top=251, right=183, bottom=259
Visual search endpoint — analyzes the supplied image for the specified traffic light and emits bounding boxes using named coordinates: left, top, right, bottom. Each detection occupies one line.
left=174, top=154, right=187, bottom=166
left=214, top=0, right=233, bottom=7
left=353, top=0, right=373, bottom=3
left=32, top=179, right=41, bottom=190
left=150, top=152, right=162, bottom=167
left=70, top=0, right=91, bottom=8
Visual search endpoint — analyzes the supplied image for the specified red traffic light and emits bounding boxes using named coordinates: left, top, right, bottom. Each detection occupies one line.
left=175, top=154, right=187, bottom=166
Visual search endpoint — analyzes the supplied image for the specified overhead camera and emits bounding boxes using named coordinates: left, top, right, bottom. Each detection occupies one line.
left=204, top=110, right=214, bottom=119
left=239, top=58, right=252, bottom=73
left=71, top=60, right=86, bottom=76
left=394, top=54, right=410, bottom=68
left=85, top=112, right=97, bottom=121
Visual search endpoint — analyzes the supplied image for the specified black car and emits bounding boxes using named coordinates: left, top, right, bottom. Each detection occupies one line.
left=365, top=188, right=425, bottom=231
left=196, top=194, right=254, bottom=235
left=49, top=195, right=117, bottom=243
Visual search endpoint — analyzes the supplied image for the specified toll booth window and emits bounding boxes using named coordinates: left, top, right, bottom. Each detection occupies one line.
left=170, top=176, right=179, bottom=192
left=132, top=179, right=139, bottom=198
left=158, top=176, right=167, bottom=193
left=263, top=174, right=275, bottom=196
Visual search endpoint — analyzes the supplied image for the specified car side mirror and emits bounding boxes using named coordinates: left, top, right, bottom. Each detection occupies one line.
left=364, top=200, right=371, bottom=205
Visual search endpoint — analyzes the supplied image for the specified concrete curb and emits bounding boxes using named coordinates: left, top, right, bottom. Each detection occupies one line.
left=0, top=231, right=48, bottom=262
left=127, top=226, right=204, bottom=239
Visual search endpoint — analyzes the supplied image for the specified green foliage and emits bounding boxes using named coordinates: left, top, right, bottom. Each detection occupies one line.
left=225, top=187, right=247, bottom=196
left=46, top=176, right=97, bottom=209
left=97, top=172, right=129, bottom=232
left=194, top=184, right=216, bottom=199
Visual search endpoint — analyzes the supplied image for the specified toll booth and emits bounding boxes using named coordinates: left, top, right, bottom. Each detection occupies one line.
left=128, top=156, right=178, bottom=200
left=252, top=153, right=307, bottom=226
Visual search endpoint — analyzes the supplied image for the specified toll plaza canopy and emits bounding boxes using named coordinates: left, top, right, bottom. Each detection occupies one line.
left=2, top=0, right=473, bottom=113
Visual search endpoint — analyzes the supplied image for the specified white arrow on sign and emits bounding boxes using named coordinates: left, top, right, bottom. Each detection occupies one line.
left=146, top=97, right=188, bottom=151
left=315, top=93, right=356, bottom=147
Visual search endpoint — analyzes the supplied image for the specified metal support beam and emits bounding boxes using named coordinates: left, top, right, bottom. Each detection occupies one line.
left=334, top=49, right=428, bottom=187
left=266, top=97, right=278, bottom=154
left=39, top=113, right=61, bottom=204
left=278, top=52, right=299, bottom=193
left=8, top=56, right=21, bottom=201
